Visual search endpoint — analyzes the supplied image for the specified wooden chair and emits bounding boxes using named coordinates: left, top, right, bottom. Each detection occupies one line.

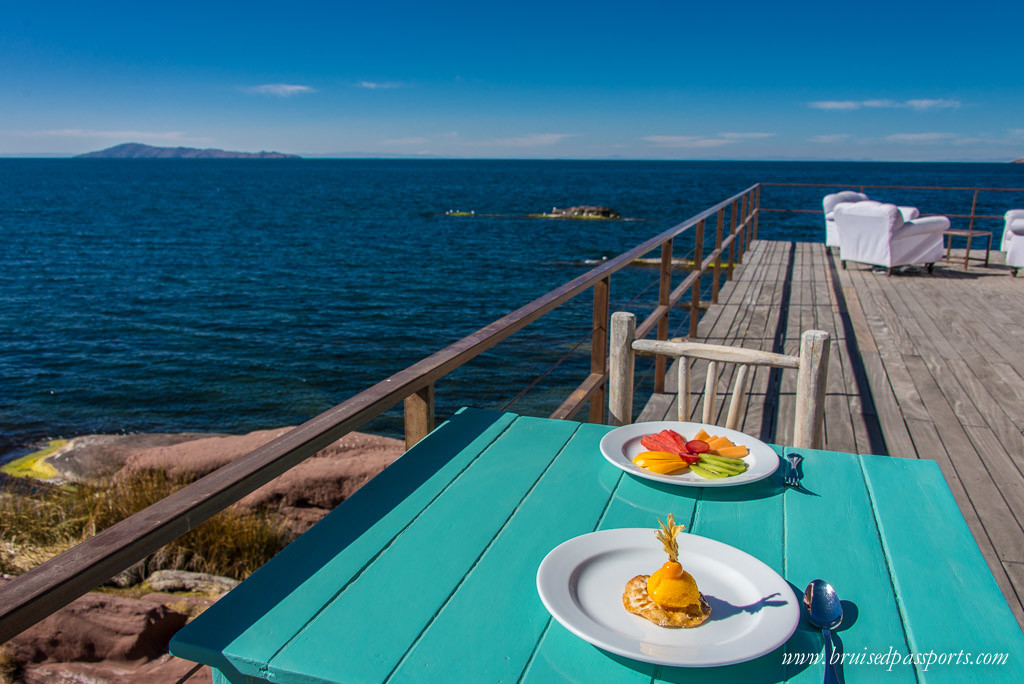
left=607, top=311, right=831, bottom=449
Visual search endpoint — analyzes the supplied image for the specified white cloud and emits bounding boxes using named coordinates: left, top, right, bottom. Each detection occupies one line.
left=643, top=132, right=775, bottom=148
left=884, top=132, right=956, bottom=143
left=906, top=99, right=961, bottom=110
left=1010, top=129, right=1024, bottom=137
left=808, top=134, right=851, bottom=143
left=32, top=129, right=213, bottom=143
left=381, top=137, right=429, bottom=145
left=478, top=133, right=575, bottom=147
left=241, top=84, right=316, bottom=97
left=355, top=81, right=402, bottom=89
left=861, top=99, right=900, bottom=108
left=643, top=136, right=735, bottom=148
left=809, top=98, right=961, bottom=111
left=808, top=101, right=862, bottom=110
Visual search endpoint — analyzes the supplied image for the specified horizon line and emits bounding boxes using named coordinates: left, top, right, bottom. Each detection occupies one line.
left=0, top=153, right=1021, bottom=163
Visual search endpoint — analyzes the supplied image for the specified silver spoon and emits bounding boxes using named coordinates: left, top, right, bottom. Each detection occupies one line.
left=804, top=579, right=843, bottom=684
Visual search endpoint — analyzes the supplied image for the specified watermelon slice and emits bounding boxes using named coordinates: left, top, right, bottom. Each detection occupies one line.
left=640, top=434, right=680, bottom=454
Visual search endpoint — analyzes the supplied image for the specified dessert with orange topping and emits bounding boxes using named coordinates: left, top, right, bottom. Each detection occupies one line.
left=622, top=514, right=711, bottom=628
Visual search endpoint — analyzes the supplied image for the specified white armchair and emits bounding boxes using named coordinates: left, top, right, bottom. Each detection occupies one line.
left=834, top=201, right=949, bottom=275
left=823, top=191, right=868, bottom=249
left=1004, top=210, right=1024, bottom=276
left=823, top=192, right=920, bottom=250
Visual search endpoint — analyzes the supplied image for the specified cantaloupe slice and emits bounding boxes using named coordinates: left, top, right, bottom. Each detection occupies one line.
left=693, top=428, right=711, bottom=442
left=714, top=445, right=749, bottom=458
left=707, top=436, right=734, bottom=451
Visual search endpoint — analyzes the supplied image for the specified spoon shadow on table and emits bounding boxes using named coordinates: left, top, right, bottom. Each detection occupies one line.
left=703, top=592, right=791, bottom=621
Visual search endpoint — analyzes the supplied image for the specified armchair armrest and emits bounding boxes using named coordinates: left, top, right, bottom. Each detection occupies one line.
left=892, top=215, right=950, bottom=240
left=897, top=206, right=920, bottom=221
left=1010, top=218, right=1024, bottom=236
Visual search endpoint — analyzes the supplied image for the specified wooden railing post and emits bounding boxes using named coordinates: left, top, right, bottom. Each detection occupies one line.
left=744, top=190, right=754, bottom=254
left=968, top=188, right=979, bottom=231
left=793, top=330, right=830, bottom=449
left=608, top=311, right=636, bottom=426
left=753, top=185, right=761, bottom=240
left=404, top=383, right=434, bottom=450
left=736, top=193, right=748, bottom=264
left=712, top=208, right=724, bottom=304
left=727, top=200, right=738, bottom=280
left=654, top=239, right=673, bottom=393
left=689, top=219, right=705, bottom=338
left=589, top=276, right=610, bottom=424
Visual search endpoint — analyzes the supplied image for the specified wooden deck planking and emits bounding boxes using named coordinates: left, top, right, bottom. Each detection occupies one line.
left=637, top=239, right=1024, bottom=626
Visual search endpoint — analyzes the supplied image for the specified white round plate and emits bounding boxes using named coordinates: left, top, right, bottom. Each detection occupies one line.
left=599, top=421, right=779, bottom=487
left=536, top=528, right=799, bottom=667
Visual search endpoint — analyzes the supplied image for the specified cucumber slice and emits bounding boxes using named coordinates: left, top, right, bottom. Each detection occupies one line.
left=698, top=458, right=745, bottom=474
left=701, top=454, right=747, bottom=467
left=697, top=464, right=740, bottom=477
left=690, top=465, right=729, bottom=479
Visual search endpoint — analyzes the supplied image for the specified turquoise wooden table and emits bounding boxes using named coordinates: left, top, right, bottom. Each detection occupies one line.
left=171, top=409, right=1024, bottom=682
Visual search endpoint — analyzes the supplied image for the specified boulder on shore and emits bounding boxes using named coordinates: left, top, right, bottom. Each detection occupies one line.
left=113, top=429, right=404, bottom=535
left=145, top=570, right=239, bottom=595
left=1, top=585, right=212, bottom=683
left=5, top=589, right=187, bottom=665
left=38, top=428, right=404, bottom=536
left=48, top=432, right=228, bottom=482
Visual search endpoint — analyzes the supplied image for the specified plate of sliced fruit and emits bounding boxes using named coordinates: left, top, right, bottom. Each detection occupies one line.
left=599, top=421, right=779, bottom=487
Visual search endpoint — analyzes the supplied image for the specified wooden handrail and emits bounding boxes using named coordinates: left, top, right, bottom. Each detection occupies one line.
left=0, top=184, right=761, bottom=642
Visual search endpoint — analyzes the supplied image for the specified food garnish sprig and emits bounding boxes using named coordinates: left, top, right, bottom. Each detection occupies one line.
left=655, top=514, right=686, bottom=562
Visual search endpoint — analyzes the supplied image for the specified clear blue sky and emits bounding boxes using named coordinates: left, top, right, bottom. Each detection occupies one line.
left=2, top=1, right=1021, bottom=160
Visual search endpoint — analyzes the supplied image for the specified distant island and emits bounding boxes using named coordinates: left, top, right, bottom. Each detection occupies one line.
left=76, top=143, right=300, bottom=159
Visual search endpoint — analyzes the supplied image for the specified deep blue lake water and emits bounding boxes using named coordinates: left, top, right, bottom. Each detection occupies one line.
left=2, top=159, right=1021, bottom=455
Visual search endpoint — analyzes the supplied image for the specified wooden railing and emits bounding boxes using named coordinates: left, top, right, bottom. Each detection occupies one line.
left=759, top=182, right=1024, bottom=230
left=0, top=185, right=761, bottom=642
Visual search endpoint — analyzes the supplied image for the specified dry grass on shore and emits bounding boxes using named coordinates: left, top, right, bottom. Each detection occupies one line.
left=0, top=470, right=288, bottom=581
left=0, top=645, right=14, bottom=684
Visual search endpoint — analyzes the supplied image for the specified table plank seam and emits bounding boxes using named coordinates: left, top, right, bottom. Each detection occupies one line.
left=519, top=441, right=640, bottom=683
left=857, top=456, right=925, bottom=680
left=781, top=472, right=794, bottom=683
left=260, top=412, right=521, bottom=674
left=381, top=418, right=587, bottom=684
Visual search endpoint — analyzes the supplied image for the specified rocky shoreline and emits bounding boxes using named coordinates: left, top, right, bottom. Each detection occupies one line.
left=1, top=427, right=404, bottom=682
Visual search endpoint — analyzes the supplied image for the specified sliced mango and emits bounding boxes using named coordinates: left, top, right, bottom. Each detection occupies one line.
left=635, top=450, right=682, bottom=460
left=645, top=461, right=690, bottom=475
